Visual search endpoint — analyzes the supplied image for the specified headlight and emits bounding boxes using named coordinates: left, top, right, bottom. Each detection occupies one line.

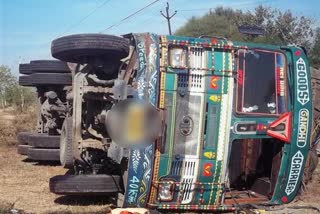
left=158, top=180, right=175, bottom=201
left=169, top=48, right=187, bottom=67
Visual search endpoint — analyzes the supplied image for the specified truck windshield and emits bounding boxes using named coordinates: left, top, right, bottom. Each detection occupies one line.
left=237, top=49, right=287, bottom=115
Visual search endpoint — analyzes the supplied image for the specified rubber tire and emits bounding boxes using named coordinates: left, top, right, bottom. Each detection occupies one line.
left=19, top=63, right=32, bottom=74
left=19, top=75, right=34, bottom=86
left=19, top=73, right=72, bottom=86
left=28, top=148, right=60, bottom=161
left=51, top=34, right=129, bottom=64
left=60, top=118, right=73, bottom=168
left=17, top=144, right=32, bottom=155
left=30, top=60, right=70, bottom=73
left=17, top=132, right=31, bottom=145
left=28, top=134, right=60, bottom=148
left=49, top=174, right=122, bottom=195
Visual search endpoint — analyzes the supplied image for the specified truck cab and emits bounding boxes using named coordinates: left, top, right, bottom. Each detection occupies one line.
left=123, top=34, right=313, bottom=211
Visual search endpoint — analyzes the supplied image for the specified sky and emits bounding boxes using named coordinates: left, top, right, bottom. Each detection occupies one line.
left=1, top=0, right=320, bottom=76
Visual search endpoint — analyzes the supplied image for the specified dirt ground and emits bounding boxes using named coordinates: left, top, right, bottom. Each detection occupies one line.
left=0, top=109, right=113, bottom=214
left=0, top=109, right=319, bottom=214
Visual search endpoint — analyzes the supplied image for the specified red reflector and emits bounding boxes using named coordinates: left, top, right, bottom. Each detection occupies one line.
left=295, top=50, right=301, bottom=57
left=267, top=112, right=292, bottom=142
left=257, top=124, right=267, bottom=131
left=211, top=38, right=218, bottom=44
left=281, top=196, right=288, bottom=203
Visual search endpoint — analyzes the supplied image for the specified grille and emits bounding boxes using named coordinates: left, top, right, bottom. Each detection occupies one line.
left=180, top=159, right=198, bottom=204
left=190, top=73, right=203, bottom=89
left=177, top=72, right=204, bottom=92
left=177, top=73, right=188, bottom=88
left=170, top=160, right=183, bottom=175
left=190, top=47, right=208, bottom=69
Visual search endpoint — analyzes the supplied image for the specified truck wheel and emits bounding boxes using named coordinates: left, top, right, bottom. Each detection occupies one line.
left=19, top=63, right=32, bottom=74
left=17, top=132, right=31, bottom=145
left=49, top=174, right=122, bottom=195
left=28, top=148, right=60, bottom=161
left=19, top=73, right=72, bottom=86
left=28, top=134, right=60, bottom=148
left=29, top=60, right=70, bottom=73
left=51, top=34, right=129, bottom=64
left=19, top=75, right=34, bottom=87
left=60, top=118, right=73, bottom=168
left=17, top=144, right=32, bottom=155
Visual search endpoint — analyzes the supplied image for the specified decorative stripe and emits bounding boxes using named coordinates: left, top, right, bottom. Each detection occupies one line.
left=163, top=65, right=234, bottom=73
left=154, top=181, right=221, bottom=185
left=215, top=42, right=235, bottom=203
left=166, top=39, right=247, bottom=50
left=147, top=204, right=236, bottom=211
left=149, top=35, right=167, bottom=203
left=124, top=33, right=159, bottom=207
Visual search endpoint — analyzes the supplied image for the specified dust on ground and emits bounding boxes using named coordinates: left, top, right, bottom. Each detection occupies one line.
left=0, top=109, right=319, bottom=214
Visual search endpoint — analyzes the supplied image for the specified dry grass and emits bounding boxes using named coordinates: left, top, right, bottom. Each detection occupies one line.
left=0, top=106, right=37, bottom=147
left=0, top=147, right=113, bottom=214
left=0, top=107, right=113, bottom=214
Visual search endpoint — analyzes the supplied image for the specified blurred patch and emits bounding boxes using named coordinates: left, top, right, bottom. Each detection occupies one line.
left=106, top=99, right=161, bottom=148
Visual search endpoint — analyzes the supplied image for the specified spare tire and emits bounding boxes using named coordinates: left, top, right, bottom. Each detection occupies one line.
left=19, top=73, right=72, bottom=86
left=30, top=60, right=70, bottom=73
left=51, top=34, right=129, bottom=64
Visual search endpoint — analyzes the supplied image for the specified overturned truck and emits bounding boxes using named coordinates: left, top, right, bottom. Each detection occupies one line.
left=49, top=33, right=319, bottom=212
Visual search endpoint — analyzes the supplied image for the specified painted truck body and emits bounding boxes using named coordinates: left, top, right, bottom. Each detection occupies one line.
left=122, top=34, right=312, bottom=212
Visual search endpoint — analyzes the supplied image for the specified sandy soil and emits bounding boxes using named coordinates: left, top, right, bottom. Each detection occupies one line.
left=0, top=109, right=319, bottom=214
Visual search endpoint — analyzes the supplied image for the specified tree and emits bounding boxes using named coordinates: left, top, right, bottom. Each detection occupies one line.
left=175, top=6, right=315, bottom=53
left=0, top=65, right=36, bottom=111
left=175, top=7, right=244, bottom=40
left=310, top=28, right=320, bottom=68
left=0, top=65, right=16, bottom=109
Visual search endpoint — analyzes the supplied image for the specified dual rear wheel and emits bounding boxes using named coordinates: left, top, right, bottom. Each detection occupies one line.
left=17, top=132, right=60, bottom=161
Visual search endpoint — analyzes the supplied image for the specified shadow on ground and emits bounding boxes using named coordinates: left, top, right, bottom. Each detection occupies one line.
left=22, top=158, right=60, bottom=166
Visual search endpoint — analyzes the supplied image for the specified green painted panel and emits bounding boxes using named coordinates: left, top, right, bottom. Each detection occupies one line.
left=165, top=72, right=176, bottom=91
